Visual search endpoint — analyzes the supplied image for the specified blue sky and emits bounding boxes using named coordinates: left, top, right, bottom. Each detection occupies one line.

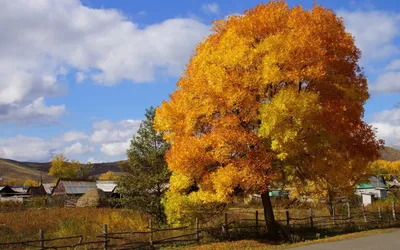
left=0, top=0, right=399, bottom=163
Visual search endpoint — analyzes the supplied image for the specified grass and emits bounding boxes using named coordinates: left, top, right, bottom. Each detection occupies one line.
left=0, top=207, right=149, bottom=247
left=1, top=202, right=399, bottom=249
left=167, top=228, right=400, bottom=249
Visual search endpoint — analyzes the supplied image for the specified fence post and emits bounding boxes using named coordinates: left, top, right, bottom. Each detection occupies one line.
left=332, top=205, right=336, bottom=224
left=362, top=204, right=367, bottom=223
left=39, top=229, right=44, bottom=250
left=378, top=206, right=382, bottom=220
left=309, top=207, right=314, bottom=228
left=196, top=218, right=200, bottom=243
left=103, top=224, right=108, bottom=250
left=224, top=213, right=229, bottom=237
left=347, top=203, right=351, bottom=221
left=392, top=202, right=396, bottom=221
left=286, top=210, right=290, bottom=226
left=149, top=219, right=154, bottom=249
left=255, top=210, right=259, bottom=236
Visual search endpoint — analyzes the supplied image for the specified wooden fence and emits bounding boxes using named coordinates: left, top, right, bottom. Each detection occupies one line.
left=0, top=202, right=398, bottom=249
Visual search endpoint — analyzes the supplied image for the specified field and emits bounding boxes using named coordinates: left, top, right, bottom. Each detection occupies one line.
left=1, top=200, right=399, bottom=249
left=0, top=208, right=149, bottom=245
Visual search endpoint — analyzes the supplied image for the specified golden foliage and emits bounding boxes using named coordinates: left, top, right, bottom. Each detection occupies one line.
left=98, top=171, right=119, bottom=181
left=154, top=1, right=382, bottom=223
left=369, top=160, right=400, bottom=176
left=23, top=179, right=39, bottom=187
left=48, top=154, right=79, bottom=179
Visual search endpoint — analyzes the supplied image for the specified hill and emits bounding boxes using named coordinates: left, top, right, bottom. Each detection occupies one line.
left=379, top=146, right=400, bottom=161
left=1, top=146, right=399, bottom=183
left=0, top=158, right=54, bottom=183
left=0, top=158, right=122, bottom=183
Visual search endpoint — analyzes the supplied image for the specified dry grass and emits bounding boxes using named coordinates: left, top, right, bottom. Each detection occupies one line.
left=0, top=208, right=149, bottom=244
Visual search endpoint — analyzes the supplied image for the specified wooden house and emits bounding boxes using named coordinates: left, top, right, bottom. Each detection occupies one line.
left=27, top=185, right=47, bottom=196
left=0, top=185, right=20, bottom=197
left=356, top=176, right=388, bottom=205
left=51, top=179, right=97, bottom=196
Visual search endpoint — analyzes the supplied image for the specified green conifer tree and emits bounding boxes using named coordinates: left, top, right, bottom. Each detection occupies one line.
left=118, top=107, right=170, bottom=223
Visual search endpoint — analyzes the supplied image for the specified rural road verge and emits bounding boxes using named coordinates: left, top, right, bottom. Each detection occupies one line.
left=289, top=229, right=400, bottom=250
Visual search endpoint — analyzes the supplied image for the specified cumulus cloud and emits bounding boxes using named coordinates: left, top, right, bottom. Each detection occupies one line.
left=202, top=3, right=220, bottom=15
left=0, top=118, right=142, bottom=161
left=62, top=131, right=89, bottom=142
left=90, top=119, right=141, bottom=157
left=338, top=9, right=400, bottom=94
left=338, top=10, right=400, bottom=61
left=371, top=108, right=400, bottom=147
left=0, top=135, right=61, bottom=162
left=386, top=59, right=400, bottom=71
left=75, top=72, right=86, bottom=83
left=62, top=142, right=94, bottom=157
left=100, top=140, right=131, bottom=156
left=370, top=72, right=400, bottom=93
left=0, top=0, right=209, bottom=124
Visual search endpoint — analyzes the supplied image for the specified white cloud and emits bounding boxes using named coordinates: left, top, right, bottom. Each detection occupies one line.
left=75, top=72, right=86, bottom=83
left=370, top=72, right=400, bottom=93
left=202, top=3, right=220, bottom=15
left=90, top=120, right=141, bottom=144
left=100, top=140, right=131, bottom=156
left=386, top=59, right=400, bottom=71
left=0, top=97, right=65, bottom=124
left=339, top=9, right=400, bottom=94
left=371, top=122, right=400, bottom=147
left=90, top=119, right=141, bottom=157
left=0, top=0, right=209, bottom=124
left=338, top=10, right=399, bottom=61
left=0, top=117, right=142, bottom=161
left=0, top=135, right=61, bottom=162
left=371, top=108, right=400, bottom=147
left=63, top=142, right=94, bottom=157
left=62, top=131, right=88, bottom=142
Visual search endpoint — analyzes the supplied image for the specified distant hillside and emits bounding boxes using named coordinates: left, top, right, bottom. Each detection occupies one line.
left=0, top=158, right=54, bottom=183
left=379, top=146, right=400, bottom=161
left=2, top=146, right=397, bottom=183
left=0, top=158, right=122, bottom=182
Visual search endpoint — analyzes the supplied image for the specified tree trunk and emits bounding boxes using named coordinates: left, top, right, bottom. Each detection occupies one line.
left=261, top=191, right=278, bottom=240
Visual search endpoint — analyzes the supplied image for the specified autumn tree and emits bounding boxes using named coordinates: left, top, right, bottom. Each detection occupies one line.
left=369, top=160, right=400, bottom=179
left=77, top=162, right=94, bottom=180
left=154, top=1, right=382, bottom=237
left=118, top=107, right=170, bottom=223
left=48, top=154, right=79, bottom=179
left=99, top=171, right=118, bottom=181
left=23, top=179, right=39, bottom=187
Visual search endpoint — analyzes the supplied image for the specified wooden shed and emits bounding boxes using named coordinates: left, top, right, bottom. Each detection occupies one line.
left=51, top=179, right=97, bottom=196
left=27, top=185, right=47, bottom=196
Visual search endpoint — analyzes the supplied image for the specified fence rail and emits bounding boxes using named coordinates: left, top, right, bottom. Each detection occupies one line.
left=0, top=202, right=398, bottom=249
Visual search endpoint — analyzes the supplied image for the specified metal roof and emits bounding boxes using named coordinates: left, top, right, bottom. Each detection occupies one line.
left=11, top=186, right=28, bottom=193
left=43, top=183, right=56, bottom=194
left=61, top=180, right=97, bottom=194
left=96, top=181, right=117, bottom=193
left=370, top=176, right=387, bottom=189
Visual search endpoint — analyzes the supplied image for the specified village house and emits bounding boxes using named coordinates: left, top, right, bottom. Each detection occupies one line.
left=356, top=176, right=388, bottom=206
left=51, top=179, right=97, bottom=196
left=43, top=183, right=56, bottom=195
left=0, top=185, right=28, bottom=203
left=96, top=180, right=118, bottom=197
left=27, top=185, right=47, bottom=196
